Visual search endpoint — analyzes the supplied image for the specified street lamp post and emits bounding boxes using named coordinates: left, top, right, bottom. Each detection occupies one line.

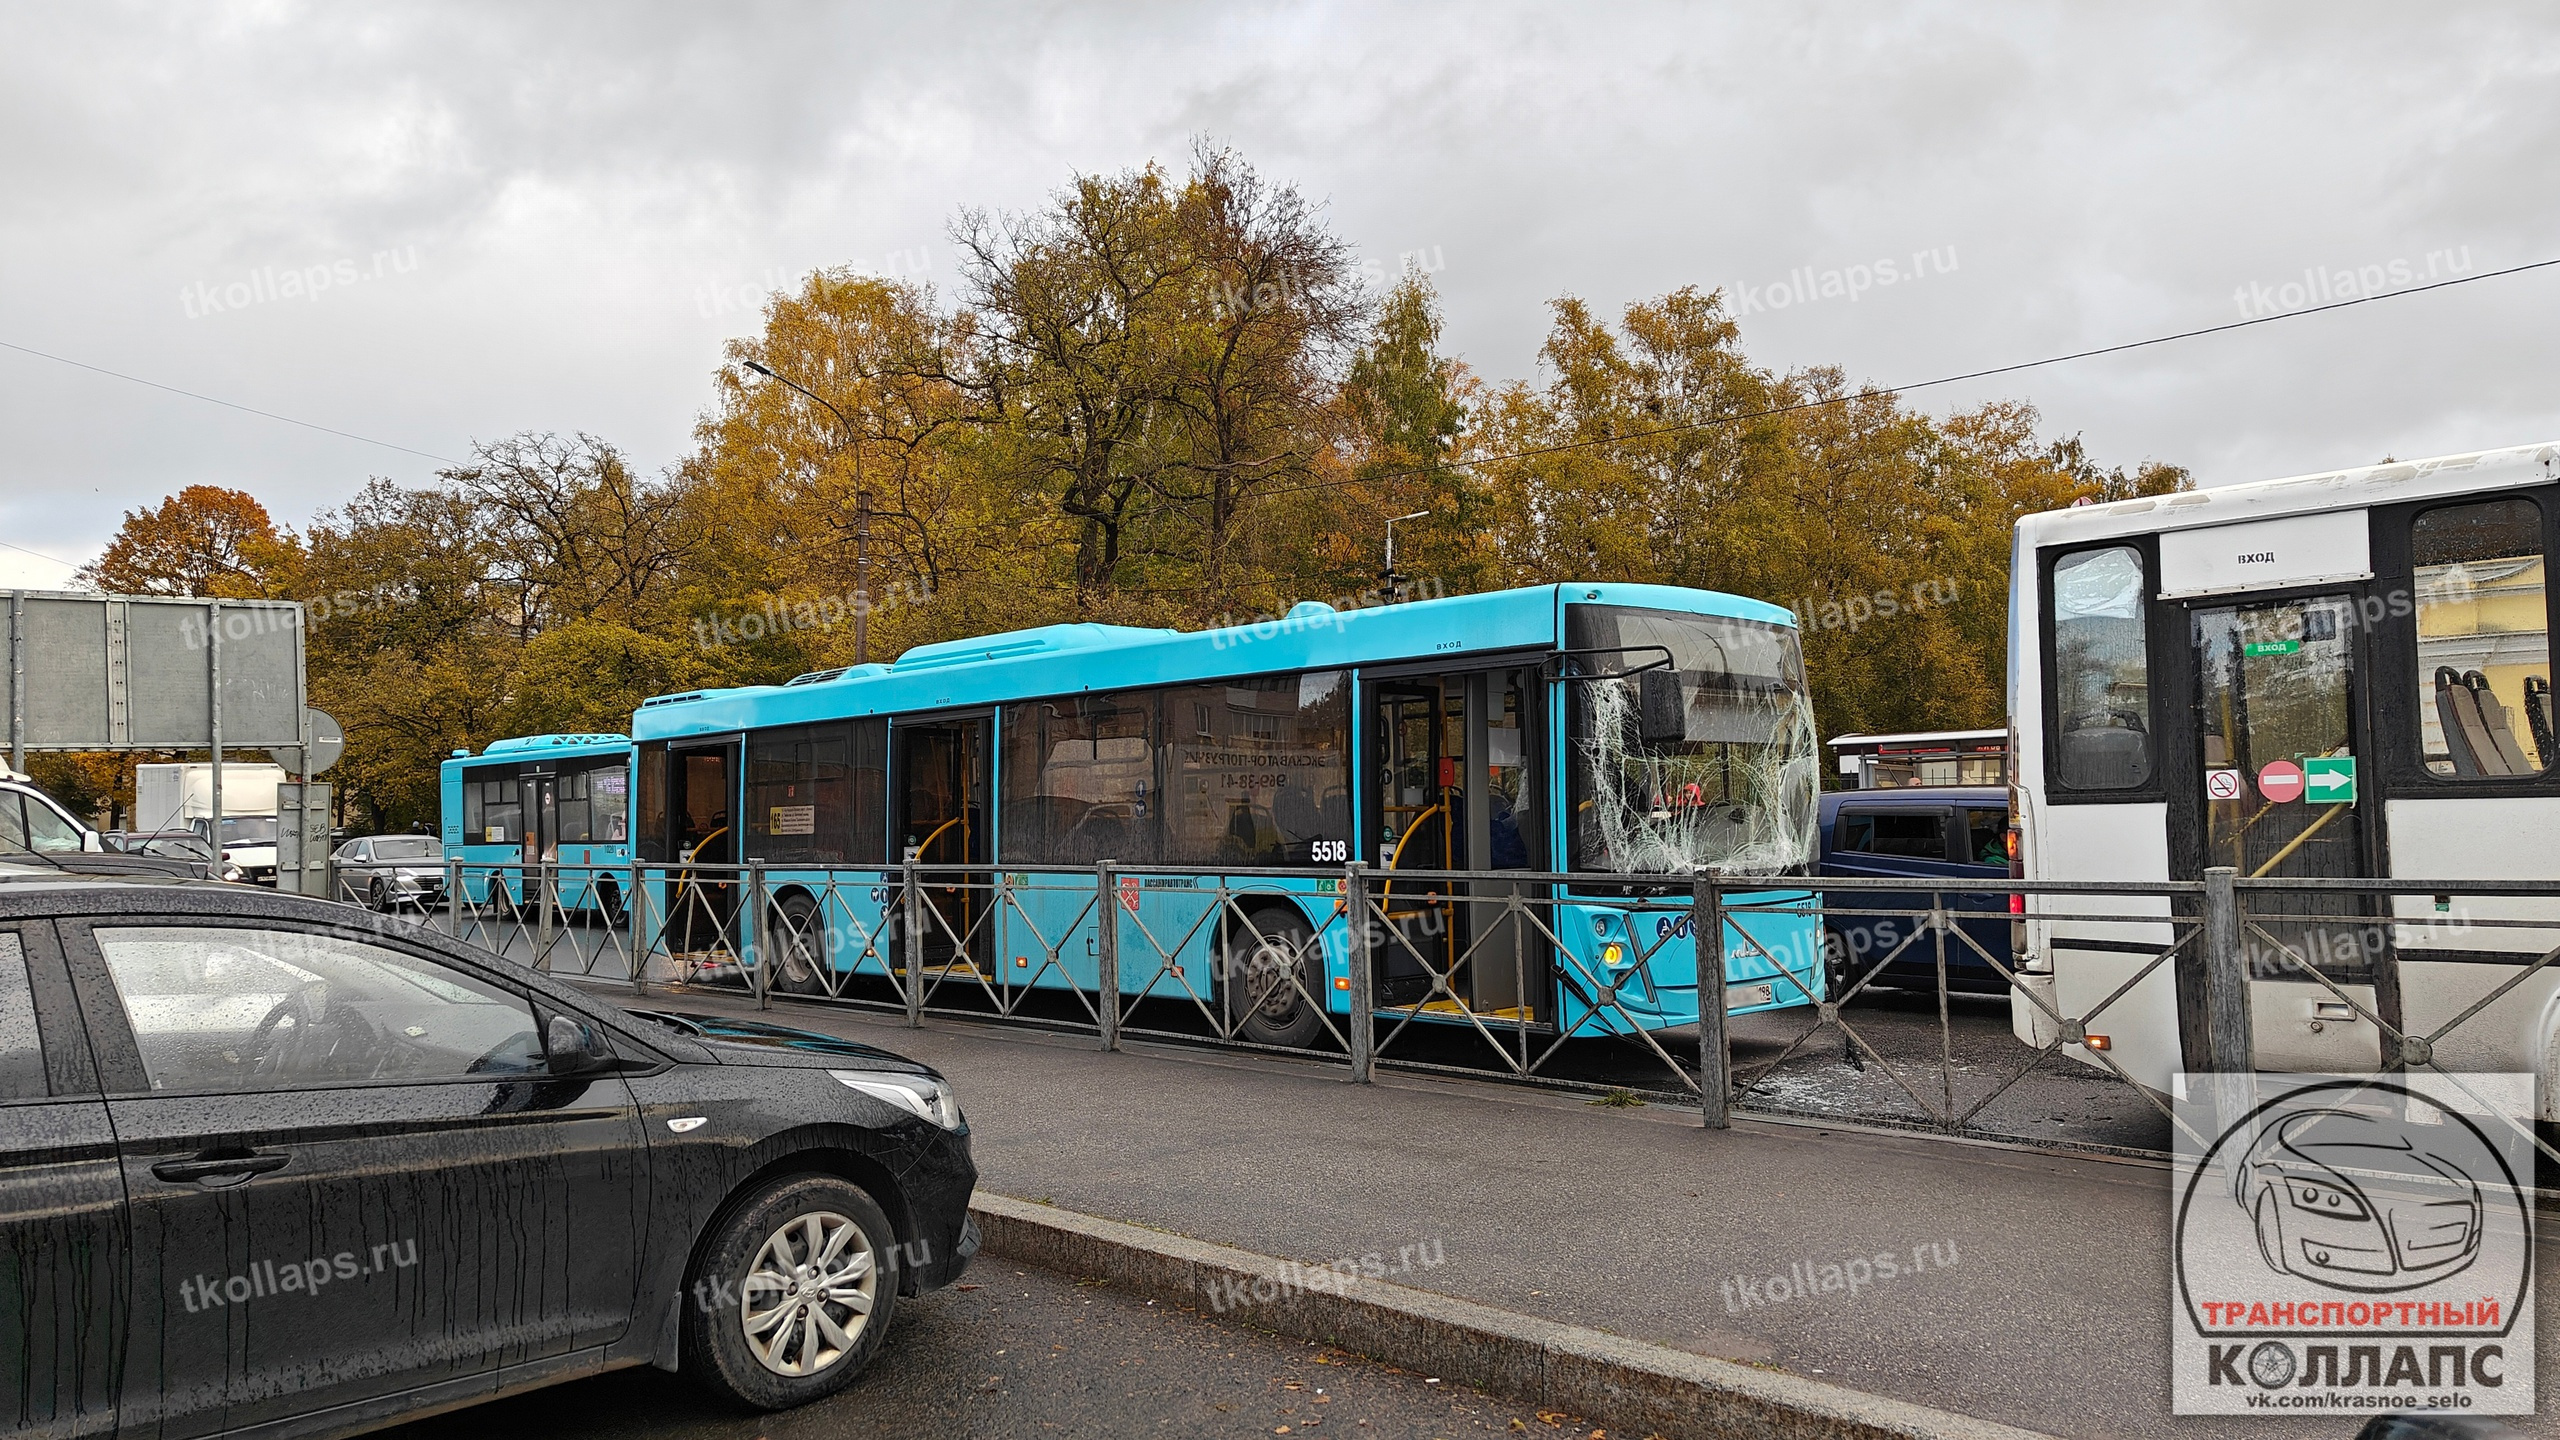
left=741, top=358, right=904, bottom=665
left=1383, top=509, right=1431, bottom=602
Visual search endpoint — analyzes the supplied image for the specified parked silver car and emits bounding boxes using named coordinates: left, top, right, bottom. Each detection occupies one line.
left=331, top=834, right=448, bottom=911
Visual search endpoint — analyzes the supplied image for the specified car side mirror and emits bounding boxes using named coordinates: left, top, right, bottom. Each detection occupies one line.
left=1637, top=668, right=1687, bottom=746
left=82, top=831, right=104, bottom=853
left=545, top=1013, right=617, bottom=1077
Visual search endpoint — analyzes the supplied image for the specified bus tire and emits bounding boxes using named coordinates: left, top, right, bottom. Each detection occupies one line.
left=772, top=893, right=829, bottom=996
left=596, top=879, right=625, bottom=927
left=1225, top=905, right=1324, bottom=1049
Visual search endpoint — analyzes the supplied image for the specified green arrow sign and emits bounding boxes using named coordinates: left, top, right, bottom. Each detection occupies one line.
left=2304, top=755, right=2357, bottom=804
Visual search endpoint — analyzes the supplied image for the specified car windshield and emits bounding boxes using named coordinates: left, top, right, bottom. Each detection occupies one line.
left=1565, top=604, right=1819, bottom=877
left=219, top=816, right=279, bottom=845
left=373, top=837, right=440, bottom=861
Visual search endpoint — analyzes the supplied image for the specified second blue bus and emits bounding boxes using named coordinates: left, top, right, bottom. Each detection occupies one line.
left=628, top=582, right=1825, bottom=1047
left=439, top=732, right=634, bottom=918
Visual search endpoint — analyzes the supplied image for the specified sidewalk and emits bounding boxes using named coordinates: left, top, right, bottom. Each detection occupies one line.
left=588, top=982, right=2554, bottom=1440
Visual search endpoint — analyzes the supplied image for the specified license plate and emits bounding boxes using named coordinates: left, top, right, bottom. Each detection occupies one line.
left=1727, top=982, right=1775, bottom=1010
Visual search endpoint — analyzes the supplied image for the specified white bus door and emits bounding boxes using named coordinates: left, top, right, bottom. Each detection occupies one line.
left=2176, top=591, right=2390, bottom=1073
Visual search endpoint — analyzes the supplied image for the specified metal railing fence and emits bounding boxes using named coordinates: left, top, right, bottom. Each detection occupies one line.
left=389, top=856, right=2560, bottom=1161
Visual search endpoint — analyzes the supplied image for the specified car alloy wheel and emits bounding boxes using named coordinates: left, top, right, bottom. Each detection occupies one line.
left=682, top=1173, right=900, bottom=1409
left=740, top=1210, right=878, bottom=1377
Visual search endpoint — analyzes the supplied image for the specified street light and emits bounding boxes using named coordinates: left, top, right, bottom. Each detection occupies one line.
left=1383, top=510, right=1431, bottom=600
left=741, top=358, right=878, bottom=662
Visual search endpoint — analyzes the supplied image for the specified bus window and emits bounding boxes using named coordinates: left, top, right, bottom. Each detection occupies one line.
left=592, top=763, right=629, bottom=844
left=746, top=724, right=856, bottom=866
left=1001, top=694, right=1162, bottom=865
left=635, top=742, right=668, bottom=862
left=848, top=719, right=887, bottom=864
left=557, top=769, right=592, bottom=845
left=2049, top=545, right=2152, bottom=790
left=464, top=767, right=521, bottom=843
left=2412, top=497, right=2551, bottom=777
left=1166, top=671, right=1350, bottom=867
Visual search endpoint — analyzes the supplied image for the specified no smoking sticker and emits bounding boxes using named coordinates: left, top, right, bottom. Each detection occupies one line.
left=2205, top=769, right=2243, bottom=801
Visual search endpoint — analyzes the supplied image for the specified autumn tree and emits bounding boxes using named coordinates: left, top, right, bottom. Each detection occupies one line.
left=78, top=484, right=295, bottom=597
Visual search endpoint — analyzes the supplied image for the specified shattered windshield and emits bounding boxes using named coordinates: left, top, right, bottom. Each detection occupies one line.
left=1564, top=604, right=1819, bottom=878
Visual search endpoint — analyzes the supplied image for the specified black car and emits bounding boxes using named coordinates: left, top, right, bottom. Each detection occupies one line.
left=330, top=832, right=449, bottom=910
left=1816, top=785, right=2013, bottom=997
left=0, top=869, right=978, bottom=1435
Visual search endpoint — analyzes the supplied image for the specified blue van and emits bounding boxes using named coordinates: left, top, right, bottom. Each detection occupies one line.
left=1816, top=786, right=2011, bottom=998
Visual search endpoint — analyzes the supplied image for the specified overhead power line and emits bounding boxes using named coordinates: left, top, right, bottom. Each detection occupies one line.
left=1243, top=253, right=2560, bottom=505
left=0, top=536, right=82, bottom=572
left=0, top=338, right=460, bottom=466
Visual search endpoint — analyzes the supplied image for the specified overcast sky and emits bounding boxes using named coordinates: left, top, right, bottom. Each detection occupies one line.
left=4, top=1, right=2555, bottom=589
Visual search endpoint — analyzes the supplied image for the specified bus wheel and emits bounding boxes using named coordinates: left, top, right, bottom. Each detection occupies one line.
left=596, top=880, right=625, bottom=927
left=772, top=894, right=829, bottom=996
left=1225, top=907, right=1323, bottom=1049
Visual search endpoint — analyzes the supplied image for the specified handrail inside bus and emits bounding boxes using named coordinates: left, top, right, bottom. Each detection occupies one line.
left=914, top=815, right=966, bottom=862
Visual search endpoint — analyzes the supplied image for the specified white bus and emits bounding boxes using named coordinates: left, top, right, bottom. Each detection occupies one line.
left=2008, top=441, right=2560, bottom=1105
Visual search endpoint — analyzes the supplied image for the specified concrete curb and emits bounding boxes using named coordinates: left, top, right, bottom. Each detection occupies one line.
left=970, top=1192, right=2054, bottom=1440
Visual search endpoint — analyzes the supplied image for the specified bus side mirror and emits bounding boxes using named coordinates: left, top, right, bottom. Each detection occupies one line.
left=1638, top=670, right=1687, bottom=746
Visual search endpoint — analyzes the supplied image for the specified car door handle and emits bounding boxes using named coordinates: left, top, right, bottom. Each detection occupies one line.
left=152, top=1150, right=290, bottom=1184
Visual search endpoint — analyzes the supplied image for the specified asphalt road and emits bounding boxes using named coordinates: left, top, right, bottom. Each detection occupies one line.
left=379, top=1260, right=1591, bottom=1440
left=563, top=982, right=2557, bottom=1440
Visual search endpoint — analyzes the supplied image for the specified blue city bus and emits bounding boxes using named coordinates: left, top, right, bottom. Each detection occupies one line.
left=628, top=583, right=1823, bottom=1046
left=438, top=733, right=634, bottom=917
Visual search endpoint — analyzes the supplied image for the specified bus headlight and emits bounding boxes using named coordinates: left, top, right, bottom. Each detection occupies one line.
left=829, top=1070, right=964, bottom=1129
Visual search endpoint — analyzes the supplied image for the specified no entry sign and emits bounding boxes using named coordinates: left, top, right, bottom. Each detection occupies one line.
left=2256, top=759, right=2305, bottom=803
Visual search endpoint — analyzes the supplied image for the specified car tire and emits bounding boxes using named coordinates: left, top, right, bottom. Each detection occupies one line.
left=771, top=894, right=829, bottom=996
left=682, top=1173, right=900, bottom=1411
left=1225, top=905, right=1325, bottom=1049
left=369, top=879, right=391, bottom=913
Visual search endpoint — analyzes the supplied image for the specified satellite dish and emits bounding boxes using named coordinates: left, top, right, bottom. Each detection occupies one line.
left=269, top=708, right=345, bottom=777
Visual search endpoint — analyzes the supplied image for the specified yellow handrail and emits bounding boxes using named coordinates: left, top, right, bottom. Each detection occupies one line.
left=914, top=816, right=965, bottom=860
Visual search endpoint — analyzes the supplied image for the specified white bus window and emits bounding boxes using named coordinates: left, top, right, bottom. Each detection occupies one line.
left=2413, top=498, right=2551, bottom=777
left=2049, top=545, right=2152, bottom=789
